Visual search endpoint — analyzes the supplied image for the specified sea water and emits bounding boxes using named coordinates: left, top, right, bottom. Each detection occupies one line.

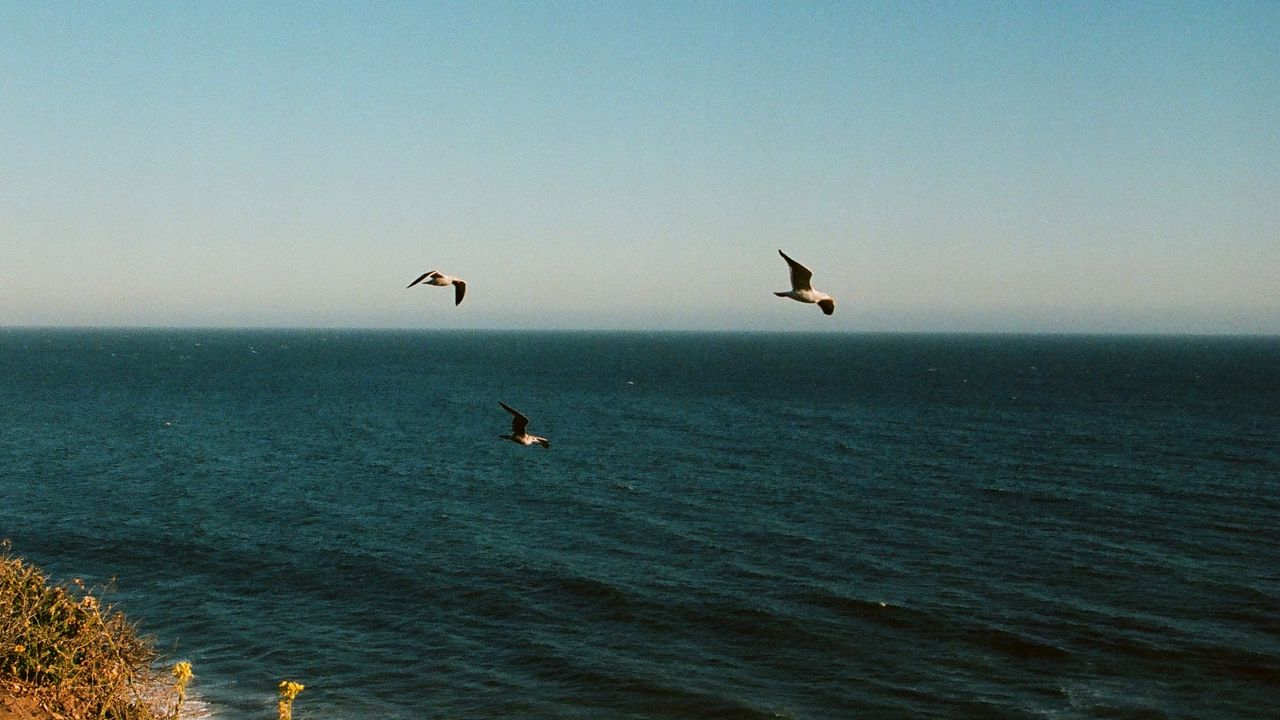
left=1, top=329, right=1277, bottom=719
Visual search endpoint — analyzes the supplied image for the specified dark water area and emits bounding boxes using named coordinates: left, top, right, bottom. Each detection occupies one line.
left=1, top=329, right=1278, bottom=719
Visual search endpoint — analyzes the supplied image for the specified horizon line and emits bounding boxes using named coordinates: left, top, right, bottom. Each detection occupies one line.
left=2, top=324, right=1278, bottom=339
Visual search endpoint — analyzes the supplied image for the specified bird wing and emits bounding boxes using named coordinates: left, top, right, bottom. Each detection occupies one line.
left=779, top=250, right=813, bottom=291
left=453, top=280, right=466, bottom=305
left=406, top=271, right=436, bottom=288
left=500, top=402, right=529, bottom=435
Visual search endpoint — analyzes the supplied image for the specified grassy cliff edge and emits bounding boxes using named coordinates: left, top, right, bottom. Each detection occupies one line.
left=1, top=542, right=161, bottom=720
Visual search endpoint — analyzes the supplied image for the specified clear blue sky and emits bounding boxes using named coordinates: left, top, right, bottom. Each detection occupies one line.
left=2, top=1, right=1276, bottom=332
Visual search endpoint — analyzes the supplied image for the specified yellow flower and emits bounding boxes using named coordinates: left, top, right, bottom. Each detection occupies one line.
left=12, top=644, right=24, bottom=653
left=172, top=661, right=194, bottom=717
left=277, top=680, right=304, bottom=720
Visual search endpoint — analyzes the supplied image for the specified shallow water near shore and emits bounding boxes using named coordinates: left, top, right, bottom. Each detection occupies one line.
left=2, top=329, right=1278, bottom=719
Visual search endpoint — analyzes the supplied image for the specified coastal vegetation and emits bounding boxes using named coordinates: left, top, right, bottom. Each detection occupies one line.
left=277, top=681, right=304, bottom=720
left=1, top=542, right=159, bottom=718
left=2, top=543, right=306, bottom=720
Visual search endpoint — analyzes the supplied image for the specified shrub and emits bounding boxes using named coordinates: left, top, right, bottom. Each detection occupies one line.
left=1, top=542, right=160, bottom=719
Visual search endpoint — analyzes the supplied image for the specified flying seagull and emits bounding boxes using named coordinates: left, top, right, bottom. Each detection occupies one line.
left=499, top=402, right=550, bottom=449
left=406, top=270, right=466, bottom=306
left=775, top=250, right=835, bottom=315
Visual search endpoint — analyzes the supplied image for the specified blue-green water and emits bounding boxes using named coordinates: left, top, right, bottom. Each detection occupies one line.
left=1, top=329, right=1277, bottom=719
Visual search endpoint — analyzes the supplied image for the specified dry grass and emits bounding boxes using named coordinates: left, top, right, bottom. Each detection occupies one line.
left=1, top=542, right=160, bottom=720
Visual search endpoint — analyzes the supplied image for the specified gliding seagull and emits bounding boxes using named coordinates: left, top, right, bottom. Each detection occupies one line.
left=499, top=402, right=550, bottom=449
left=406, top=270, right=466, bottom=306
left=775, top=250, right=835, bottom=315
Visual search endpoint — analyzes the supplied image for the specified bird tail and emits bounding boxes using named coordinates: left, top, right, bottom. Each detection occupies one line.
left=773, top=291, right=788, bottom=297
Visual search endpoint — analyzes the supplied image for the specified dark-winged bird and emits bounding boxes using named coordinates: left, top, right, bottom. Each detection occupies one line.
left=406, top=270, right=466, bottom=306
left=774, top=250, right=835, bottom=315
left=499, top=402, right=549, bottom=448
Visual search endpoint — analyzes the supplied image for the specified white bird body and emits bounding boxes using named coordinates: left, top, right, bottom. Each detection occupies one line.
left=406, top=270, right=467, bottom=305
left=499, top=402, right=550, bottom=449
left=775, top=250, right=835, bottom=315
left=777, top=287, right=834, bottom=306
left=507, top=433, right=549, bottom=448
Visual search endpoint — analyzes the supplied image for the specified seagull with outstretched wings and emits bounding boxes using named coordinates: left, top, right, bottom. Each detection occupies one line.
left=406, top=270, right=466, bottom=306
left=499, top=402, right=550, bottom=449
left=774, top=250, right=835, bottom=315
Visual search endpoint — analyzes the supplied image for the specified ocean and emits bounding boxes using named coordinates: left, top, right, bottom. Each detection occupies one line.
left=1, top=329, right=1277, bottom=719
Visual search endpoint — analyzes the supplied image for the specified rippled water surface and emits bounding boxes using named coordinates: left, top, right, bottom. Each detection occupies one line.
left=2, top=329, right=1278, bottom=719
